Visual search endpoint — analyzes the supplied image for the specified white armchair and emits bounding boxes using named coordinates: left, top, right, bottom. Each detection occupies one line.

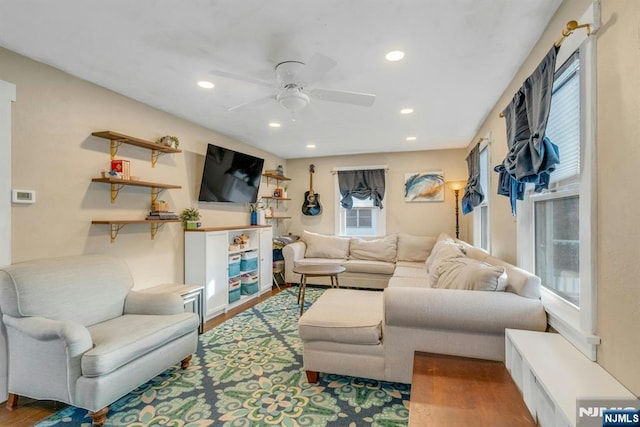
left=0, top=254, right=199, bottom=426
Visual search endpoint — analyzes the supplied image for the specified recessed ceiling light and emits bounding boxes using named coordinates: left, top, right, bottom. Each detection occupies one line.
left=306, top=144, right=316, bottom=149
left=385, top=50, right=405, bottom=61
left=268, top=122, right=281, bottom=128
left=406, top=136, right=417, bottom=141
left=197, top=81, right=214, bottom=89
left=400, top=108, right=414, bottom=114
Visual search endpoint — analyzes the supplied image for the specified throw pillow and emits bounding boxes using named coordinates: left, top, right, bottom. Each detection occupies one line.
left=349, top=235, right=398, bottom=262
left=425, top=238, right=465, bottom=274
left=396, top=234, right=437, bottom=262
left=302, top=230, right=350, bottom=259
left=433, top=257, right=508, bottom=291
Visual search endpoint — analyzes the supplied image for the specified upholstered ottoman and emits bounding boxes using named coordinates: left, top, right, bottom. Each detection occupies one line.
left=298, top=288, right=385, bottom=383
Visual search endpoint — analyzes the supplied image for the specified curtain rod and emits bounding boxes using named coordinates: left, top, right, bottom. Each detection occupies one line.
left=331, top=167, right=389, bottom=174
left=499, top=20, right=591, bottom=118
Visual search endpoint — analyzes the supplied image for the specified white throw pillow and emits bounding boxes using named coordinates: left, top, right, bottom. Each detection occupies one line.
left=396, top=234, right=437, bottom=262
left=425, top=238, right=465, bottom=274
left=302, top=230, right=350, bottom=259
left=349, top=235, right=398, bottom=262
left=433, top=257, right=508, bottom=292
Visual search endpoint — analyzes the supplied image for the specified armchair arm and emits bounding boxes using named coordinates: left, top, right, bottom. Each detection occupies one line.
left=124, top=291, right=184, bottom=315
left=283, top=241, right=307, bottom=283
left=2, top=315, right=93, bottom=357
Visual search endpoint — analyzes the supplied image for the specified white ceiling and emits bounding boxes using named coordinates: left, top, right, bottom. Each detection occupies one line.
left=0, top=0, right=562, bottom=159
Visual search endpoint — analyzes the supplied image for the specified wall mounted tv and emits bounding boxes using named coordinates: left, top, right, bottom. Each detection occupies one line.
left=198, top=144, right=264, bottom=203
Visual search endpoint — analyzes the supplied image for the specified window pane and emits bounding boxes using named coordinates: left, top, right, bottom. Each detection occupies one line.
left=358, top=209, right=372, bottom=228
left=346, top=209, right=358, bottom=228
left=480, top=205, right=488, bottom=250
left=547, top=54, right=580, bottom=185
left=479, top=146, right=489, bottom=200
left=535, top=196, right=580, bottom=306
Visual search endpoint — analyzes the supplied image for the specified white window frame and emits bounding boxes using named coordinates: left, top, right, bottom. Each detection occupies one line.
left=473, top=138, right=491, bottom=252
left=334, top=165, right=387, bottom=237
left=517, top=3, right=599, bottom=360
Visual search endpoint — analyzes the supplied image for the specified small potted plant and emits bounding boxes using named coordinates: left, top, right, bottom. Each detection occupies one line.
left=180, top=207, right=201, bottom=229
left=158, top=135, right=180, bottom=148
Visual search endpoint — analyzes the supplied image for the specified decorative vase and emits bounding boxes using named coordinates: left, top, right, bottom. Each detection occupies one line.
left=186, top=220, right=200, bottom=230
left=250, top=211, right=258, bottom=225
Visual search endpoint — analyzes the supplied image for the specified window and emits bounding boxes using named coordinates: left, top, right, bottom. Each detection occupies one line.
left=533, top=54, right=581, bottom=306
left=474, top=141, right=491, bottom=251
left=334, top=166, right=387, bottom=237
left=517, top=35, right=597, bottom=360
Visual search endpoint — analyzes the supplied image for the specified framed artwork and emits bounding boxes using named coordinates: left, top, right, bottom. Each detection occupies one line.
left=404, top=171, right=444, bottom=202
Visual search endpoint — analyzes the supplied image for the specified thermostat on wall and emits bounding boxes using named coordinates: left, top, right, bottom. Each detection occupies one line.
left=11, top=189, right=36, bottom=204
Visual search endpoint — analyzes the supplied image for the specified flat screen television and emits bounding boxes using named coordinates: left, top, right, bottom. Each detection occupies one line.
left=198, top=144, right=264, bottom=203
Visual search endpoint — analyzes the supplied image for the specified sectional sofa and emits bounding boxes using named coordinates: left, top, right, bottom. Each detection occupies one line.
left=291, top=231, right=548, bottom=384
left=284, top=231, right=433, bottom=289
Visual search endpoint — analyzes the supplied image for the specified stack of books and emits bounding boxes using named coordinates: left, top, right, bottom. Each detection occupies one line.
left=146, top=211, right=179, bottom=221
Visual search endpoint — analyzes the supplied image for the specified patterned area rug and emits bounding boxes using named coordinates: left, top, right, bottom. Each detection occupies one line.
left=37, top=287, right=411, bottom=426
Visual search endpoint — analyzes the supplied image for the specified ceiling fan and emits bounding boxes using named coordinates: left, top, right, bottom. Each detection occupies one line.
left=210, top=53, right=376, bottom=114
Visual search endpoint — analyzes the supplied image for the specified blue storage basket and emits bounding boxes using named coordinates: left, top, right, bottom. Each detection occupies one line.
left=241, top=273, right=259, bottom=295
left=228, top=254, right=241, bottom=277
left=228, top=287, right=241, bottom=303
left=240, top=251, right=258, bottom=271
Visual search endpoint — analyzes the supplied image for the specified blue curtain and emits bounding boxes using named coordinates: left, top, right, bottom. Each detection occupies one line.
left=495, top=46, right=560, bottom=215
left=338, top=169, right=386, bottom=209
left=462, top=143, right=484, bottom=215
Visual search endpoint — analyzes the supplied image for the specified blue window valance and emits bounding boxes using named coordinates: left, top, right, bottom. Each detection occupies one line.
left=462, top=143, right=484, bottom=215
left=495, top=46, right=561, bottom=215
left=337, top=169, right=386, bottom=210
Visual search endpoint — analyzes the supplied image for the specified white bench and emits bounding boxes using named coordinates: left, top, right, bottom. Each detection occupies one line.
left=505, top=329, right=636, bottom=427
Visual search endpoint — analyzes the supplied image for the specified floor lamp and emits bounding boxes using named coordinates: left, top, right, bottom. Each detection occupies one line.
left=446, top=181, right=467, bottom=239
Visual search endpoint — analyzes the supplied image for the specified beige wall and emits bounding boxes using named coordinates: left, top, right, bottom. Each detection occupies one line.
left=284, top=150, right=469, bottom=240
left=466, top=0, right=639, bottom=395
left=596, top=0, right=640, bottom=397
left=1, top=47, right=285, bottom=288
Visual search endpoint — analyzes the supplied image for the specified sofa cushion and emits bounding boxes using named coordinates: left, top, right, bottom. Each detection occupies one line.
left=425, top=239, right=465, bottom=275
left=83, top=312, right=199, bottom=377
left=343, top=260, right=395, bottom=275
left=396, top=234, right=437, bottom=262
left=433, top=257, right=508, bottom=292
left=295, top=258, right=345, bottom=268
left=349, top=235, right=397, bottom=262
left=393, top=264, right=428, bottom=278
left=302, top=231, right=350, bottom=259
left=388, top=276, right=430, bottom=288
left=484, top=256, right=541, bottom=298
left=299, top=289, right=383, bottom=345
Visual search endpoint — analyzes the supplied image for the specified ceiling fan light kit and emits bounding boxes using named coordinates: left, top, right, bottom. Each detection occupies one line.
left=213, top=53, right=376, bottom=114
left=276, top=89, right=310, bottom=112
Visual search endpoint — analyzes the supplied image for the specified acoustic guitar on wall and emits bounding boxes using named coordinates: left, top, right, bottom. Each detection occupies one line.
left=302, top=164, right=322, bottom=216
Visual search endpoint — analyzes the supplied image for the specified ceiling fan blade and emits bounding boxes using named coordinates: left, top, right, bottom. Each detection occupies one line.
left=296, top=53, right=337, bottom=86
left=228, top=94, right=276, bottom=112
left=209, top=69, right=273, bottom=88
left=310, top=88, right=376, bottom=107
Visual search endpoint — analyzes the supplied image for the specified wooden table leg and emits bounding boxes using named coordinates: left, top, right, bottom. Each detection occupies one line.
left=297, top=274, right=303, bottom=304
left=299, top=275, right=307, bottom=316
left=333, top=274, right=340, bottom=288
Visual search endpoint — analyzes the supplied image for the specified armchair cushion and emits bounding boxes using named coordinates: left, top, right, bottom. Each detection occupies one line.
left=83, top=313, right=199, bottom=377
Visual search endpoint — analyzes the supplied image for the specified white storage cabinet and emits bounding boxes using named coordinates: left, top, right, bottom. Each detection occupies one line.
left=184, top=225, right=273, bottom=320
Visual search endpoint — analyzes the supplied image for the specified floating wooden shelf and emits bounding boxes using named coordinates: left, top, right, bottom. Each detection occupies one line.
left=92, top=130, right=181, bottom=167
left=91, top=219, right=181, bottom=243
left=261, top=196, right=291, bottom=201
left=262, top=172, right=291, bottom=181
left=92, top=177, right=181, bottom=203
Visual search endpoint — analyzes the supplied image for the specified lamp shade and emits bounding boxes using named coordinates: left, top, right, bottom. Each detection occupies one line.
left=446, top=180, right=467, bottom=191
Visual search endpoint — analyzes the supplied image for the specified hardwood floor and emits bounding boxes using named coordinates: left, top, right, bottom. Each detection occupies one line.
left=409, top=352, right=535, bottom=427
left=0, top=285, right=287, bottom=427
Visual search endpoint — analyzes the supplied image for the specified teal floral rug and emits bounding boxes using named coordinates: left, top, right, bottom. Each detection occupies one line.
left=37, top=287, right=411, bottom=426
